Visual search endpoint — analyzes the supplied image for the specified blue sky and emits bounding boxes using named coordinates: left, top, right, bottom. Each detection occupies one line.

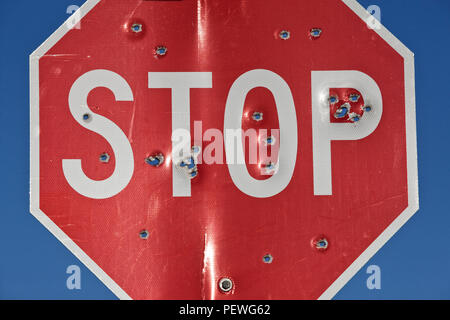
left=0, top=0, right=449, bottom=299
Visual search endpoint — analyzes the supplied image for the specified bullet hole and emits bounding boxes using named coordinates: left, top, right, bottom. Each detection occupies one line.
left=82, top=113, right=91, bottom=123
left=139, top=230, right=149, bottom=239
left=348, top=112, right=361, bottom=122
left=131, top=23, right=143, bottom=33
left=265, top=162, right=275, bottom=170
left=252, top=111, right=263, bottom=122
left=179, top=155, right=198, bottom=179
left=99, top=153, right=110, bottom=163
left=349, top=93, right=360, bottom=102
left=262, top=162, right=277, bottom=176
left=146, top=153, right=164, bottom=167
left=155, top=46, right=167, bottom=57
left=334, top=103, right=350, bottom=119
left=191, top=146, right=200, bottom=154
left=263, top=254, right=273, bottom=264
left=279, top=30, right=291, bottom=40
left=180, top=157, right=195, bottom=170
left=310, top=28, right=322, bottom=39
left=315, top=238, right=329, bottom=250
left=329, top=95, right=338, bottom=104
left=190, top=170, right=198, bottom=178
left=265, top=136, right=276, bottom=146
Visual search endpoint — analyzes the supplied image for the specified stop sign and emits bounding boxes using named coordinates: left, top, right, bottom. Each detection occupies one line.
left=30, top=0, right=418, bottom=299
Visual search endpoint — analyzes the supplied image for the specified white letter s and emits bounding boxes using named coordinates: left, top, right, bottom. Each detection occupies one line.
left=63, top=70, right=134, bottom=199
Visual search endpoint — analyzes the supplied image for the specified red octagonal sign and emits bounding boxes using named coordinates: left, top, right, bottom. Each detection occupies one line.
left=30, top=0, right=418, bottom=299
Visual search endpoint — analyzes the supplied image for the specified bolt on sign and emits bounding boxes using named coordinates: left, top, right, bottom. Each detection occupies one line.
left=30, top=0, right=418, bottom=299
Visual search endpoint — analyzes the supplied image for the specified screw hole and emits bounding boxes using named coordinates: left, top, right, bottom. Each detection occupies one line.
left=218, top=278, right=233, bottom=293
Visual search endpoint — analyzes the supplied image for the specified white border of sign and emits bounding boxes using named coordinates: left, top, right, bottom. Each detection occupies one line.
left=29, top=0, right=131, bottom=300
left=29, top=0, right=418, bottom=300
left=319, top=0, right=419, bottom=299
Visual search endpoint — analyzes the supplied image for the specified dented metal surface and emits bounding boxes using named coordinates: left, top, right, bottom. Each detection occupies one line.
left=30, top=0, right=418, bottom=300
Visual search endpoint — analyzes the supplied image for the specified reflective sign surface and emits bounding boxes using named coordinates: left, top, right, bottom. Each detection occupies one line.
left=30, top=0, right=418, bottom=299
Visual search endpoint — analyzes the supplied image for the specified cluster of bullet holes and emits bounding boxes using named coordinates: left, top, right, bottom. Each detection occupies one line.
left=117, top=20, right=333, bottom=295
left=278, top=28, right=323, bottom=40
left=128, top=22, right=167, bottom=58
left=331, top=92, right=372, bottom=123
